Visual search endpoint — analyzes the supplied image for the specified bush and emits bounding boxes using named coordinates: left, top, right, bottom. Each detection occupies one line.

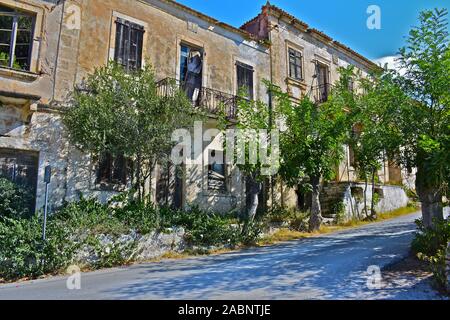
left=55, top=197, right=129, bottom=236
left=412, top=218, right=450, bottom=290
left=0, top=196, right=266, bottom=281
left=289, top=212, right=309, bottom=232
left=160, top=205, right=241, bottom=247
left=0, top=216, right=77, bottom=281
left=112, top=197, right=160, bottom=235
left=0, top=178, right=34, bottom=219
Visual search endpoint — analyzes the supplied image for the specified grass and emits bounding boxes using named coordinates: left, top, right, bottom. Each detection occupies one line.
left=259, top=205, right=420, bottom=246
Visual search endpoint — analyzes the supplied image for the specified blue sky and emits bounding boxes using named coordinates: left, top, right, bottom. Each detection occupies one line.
left=176, top=0, right=450, bottom=60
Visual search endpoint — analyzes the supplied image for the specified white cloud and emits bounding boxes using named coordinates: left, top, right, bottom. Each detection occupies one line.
left=372, top=55, right=405, bottom=75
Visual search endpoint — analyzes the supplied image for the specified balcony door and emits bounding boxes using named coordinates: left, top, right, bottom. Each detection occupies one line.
left=316, top=62, right=329, bottom=102
left=236, top=62, right=254, bottom=100
left=180, top=44, right=203, bottom=102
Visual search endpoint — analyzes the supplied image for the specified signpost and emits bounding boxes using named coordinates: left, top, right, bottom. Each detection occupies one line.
left=42, top=166, right=51, bottom=241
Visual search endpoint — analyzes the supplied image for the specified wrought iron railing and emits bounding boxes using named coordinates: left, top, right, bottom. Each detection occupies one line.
left=156, top=78, right=238, bottom=119
left=312, top=83, right=333, bottom=104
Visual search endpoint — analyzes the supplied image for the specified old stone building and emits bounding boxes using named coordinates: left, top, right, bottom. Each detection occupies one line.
left=0, top=0, right=271, bottom=213
left=0, top=0, right=409, bottom=217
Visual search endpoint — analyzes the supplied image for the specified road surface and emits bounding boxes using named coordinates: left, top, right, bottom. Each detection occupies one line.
left=0, top=212, right=446, bottom=300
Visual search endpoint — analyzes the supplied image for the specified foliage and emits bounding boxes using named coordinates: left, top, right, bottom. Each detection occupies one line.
left=394, top=8, right=450, bottom=228
left=412, top=218, right=450, bottom=290
left=217, top=84, right=281, bottom=220
left=0, top=178, right=34, bottom=219
left=266, top=206, right=309, bottom=232
left=271, top=83, right=351, bottom=231
left=64, top=62, right=200, bottom=199
left=0, top=52, right=21, bottom=69
left=331, top=200, right=346, bottom=224
left=0, top=215, right=77, bottom=281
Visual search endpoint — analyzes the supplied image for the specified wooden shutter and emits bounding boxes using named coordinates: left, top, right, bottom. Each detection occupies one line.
left=114, top=18, right=144, bottom=71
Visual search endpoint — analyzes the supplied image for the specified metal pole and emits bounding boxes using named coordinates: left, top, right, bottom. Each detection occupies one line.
left=42, top=182, right=49, bottom=241
left=42, top=165, right=51, bottom=241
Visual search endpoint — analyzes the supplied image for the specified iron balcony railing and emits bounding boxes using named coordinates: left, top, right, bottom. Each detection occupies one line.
left=312, top=83, right=333, bottom=104
left=156, top=78, right=238, bottom=119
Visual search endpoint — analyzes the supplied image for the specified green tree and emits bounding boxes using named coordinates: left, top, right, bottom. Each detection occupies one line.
left=347, top=70, right=404, bottom=219
left=64, top=62, right=199, bottom=200
left=395, top=9, right=450, bottom=228
left=218, top=90, right=279, bottom=221
left=271, top=84, right=351, bottom=231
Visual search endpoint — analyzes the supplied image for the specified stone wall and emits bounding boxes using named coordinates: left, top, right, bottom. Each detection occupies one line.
left=321, top=182, right=410, bottom=221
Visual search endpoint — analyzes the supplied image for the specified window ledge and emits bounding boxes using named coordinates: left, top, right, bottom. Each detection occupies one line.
left=93, top=182, right=129, bottom=192
left=285, top=77, right=307, bottom=89
left=0, top=67, right=39, bottom=82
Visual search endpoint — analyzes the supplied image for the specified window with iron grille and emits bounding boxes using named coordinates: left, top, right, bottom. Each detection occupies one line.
left=288, top=48, right=303, bottom=80
left=208, top=149, right=227, bottom=192
left=114, top=17, right=144, bottom=71
left=97, top=152, right=129, bottom=186
left=236, top=61, right=254, bottom=100
left=0, top=5, right=35, bottom=71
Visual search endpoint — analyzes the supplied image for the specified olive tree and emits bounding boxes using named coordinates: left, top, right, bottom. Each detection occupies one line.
left=64, top=62, right=198, bottom=200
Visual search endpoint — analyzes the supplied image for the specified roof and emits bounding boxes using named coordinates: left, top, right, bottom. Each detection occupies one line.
left=242, top=2, right=379, bottom=70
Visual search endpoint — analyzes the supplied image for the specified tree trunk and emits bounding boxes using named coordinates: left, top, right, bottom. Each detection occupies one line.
left=370, top=169, right=377, bottom=220
left=363, top=174, right=369, bottom=218
left=416, top=165, right=444, bottom=229
left=309, top=175, right=323, bottom=232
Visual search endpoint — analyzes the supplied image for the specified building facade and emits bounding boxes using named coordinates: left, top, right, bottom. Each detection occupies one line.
left=0, top=0, right=409, bottom=216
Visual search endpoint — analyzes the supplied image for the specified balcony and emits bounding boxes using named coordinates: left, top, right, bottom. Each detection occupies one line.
left=156, top=78, right=238, bottom=119
left=312, top=83, right=333, bottom=104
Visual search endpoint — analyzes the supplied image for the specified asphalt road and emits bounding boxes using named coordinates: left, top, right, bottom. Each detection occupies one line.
left=0, top=212, right=445, bottom=300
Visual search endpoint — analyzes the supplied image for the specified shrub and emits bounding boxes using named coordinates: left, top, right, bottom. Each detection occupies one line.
left=0, top=216, right=77, bottom=281
left=289, top=212, right=309, bottom=232
left=0, top=178, right=34, bottom=219
left=412, top=218, right=450, bottom=290
left=55, top=197, right=128, bottom=236
left=112, top=197, right=160, bottom=235
left=160, top=205, right=241, bottom=247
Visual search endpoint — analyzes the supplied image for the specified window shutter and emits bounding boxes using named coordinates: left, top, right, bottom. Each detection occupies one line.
left=114, top=18, right=144, bottom=71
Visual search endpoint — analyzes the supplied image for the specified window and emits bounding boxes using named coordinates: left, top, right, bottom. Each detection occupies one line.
left=288, top=48, right=303, bottom=80
left=179, top=44, right=203, bottom=101
left=97, top=152, right=129, bottom=186
left=0, top=5, right=35, bottom=71
left=315, top=62, right=329, bottom=103
left=236, top=62, right=254, bottom=100
left=208, top=149, right=226, bottom=192
left=0, top=148, right=38, bottom=213
left=114, top=17, right=144, bottom=71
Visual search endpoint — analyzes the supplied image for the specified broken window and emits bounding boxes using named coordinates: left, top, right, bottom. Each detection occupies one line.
left=208, top=149, right=227, bottom=192
left=288, top=48, right=303, bottom=80
left=96, top=152, right=129, bottom=186
left=236, top=61, right=254, bottom=100
left=0, top=5, right=35, bottom=71
left=114, top=17, right=144, bottom=71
